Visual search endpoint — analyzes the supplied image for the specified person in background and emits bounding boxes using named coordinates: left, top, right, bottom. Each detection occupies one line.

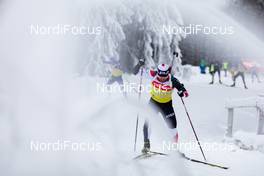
left=229, top=62, right=236, bottom=82
left=251, top=62, right=261, bottom=83
left=231, top=59, right=248, bottom=89
left=209, top=60, right=222, bottom=84
left=102, top=56, right=127, bottom=96
left=200, top=59, right=207, bottom=74
left=222, top=61, right=229, bottom=77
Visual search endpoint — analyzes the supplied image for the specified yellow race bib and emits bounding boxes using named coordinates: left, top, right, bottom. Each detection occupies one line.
left=150, top=80, right=173, bottom=103
left=112, top=68, right=123, bottom=77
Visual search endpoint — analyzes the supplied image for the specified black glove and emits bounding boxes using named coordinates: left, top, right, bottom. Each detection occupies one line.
left=173, top=52, right=178, bottom=57
left=139, top=58, right=145, bottom=66
left=177, top=90, right=189, bottom=98
left=133, top=59, right=145, bottom=75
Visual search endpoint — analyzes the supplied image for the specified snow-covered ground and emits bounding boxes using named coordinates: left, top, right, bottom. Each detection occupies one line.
left=1, top=66, right=263, bottom=176
left=1, top=0, right=264, bottom=175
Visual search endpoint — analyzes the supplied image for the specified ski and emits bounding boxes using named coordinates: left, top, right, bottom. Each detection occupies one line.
left=179, top=152, right=229, bottom=170
left=133, top=151, right=229, bottom=170
left=133, top=152, right=160, bottom=160
left=133, top=150, right=168, bottom=160
left=148, top=150, right=168, bottom=156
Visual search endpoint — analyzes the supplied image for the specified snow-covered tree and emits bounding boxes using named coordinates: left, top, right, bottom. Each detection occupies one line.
left=74, top=0, right=185, bottom=76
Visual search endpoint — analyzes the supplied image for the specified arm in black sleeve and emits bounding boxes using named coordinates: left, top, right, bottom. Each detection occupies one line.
left=133, top=62, right=142, bottom=75
left=133, top=59, right=145, bottom=75
left=171, top=75, right=186, bottom=92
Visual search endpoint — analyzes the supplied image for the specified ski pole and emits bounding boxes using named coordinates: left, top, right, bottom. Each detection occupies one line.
left=169, top=52, right=178, bottom=74
left=134, top=115, right=139, bottom=152
left=134, top=63, right=144, bottom=152
left=180, top=97, right=207, bottom=161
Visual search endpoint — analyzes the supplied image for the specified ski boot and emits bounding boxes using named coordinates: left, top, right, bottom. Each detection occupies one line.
left=141, top=139, right=150, bottom=154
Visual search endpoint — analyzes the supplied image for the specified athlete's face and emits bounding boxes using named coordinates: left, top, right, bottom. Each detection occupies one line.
left=157, top=75, right=169, bottom=82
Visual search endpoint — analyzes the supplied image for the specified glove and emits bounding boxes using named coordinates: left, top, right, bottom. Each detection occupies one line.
left=178, top=90, right=189, bottom=98
left=133, top=59, right=145, bottom=75
left=184, top=91, right=189, bottom=97
left=173, top=52, right=179, bottom=57
left=139, top=58, right=145, bottom=66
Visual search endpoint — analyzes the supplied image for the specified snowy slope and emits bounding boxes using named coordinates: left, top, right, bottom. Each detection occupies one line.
left=65, top=68, right=264, bottom=176
left=1, top=0, right=264, bottom=175
left=1, top=63, right=264, bottom=175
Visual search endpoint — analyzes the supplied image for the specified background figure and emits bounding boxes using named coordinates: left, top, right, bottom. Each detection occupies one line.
left=231, top=59, right=248, bottom=89
left=251, top=63, right=261, bottom=83
left=222, top=61, right=229, bottom=77
left=209, top=61, right=222, bottom=84
left=200, top=59, right=207, bottom=74
left=102, top=56, right=127, bottom=96
left=229, top=62, right=237, bottom=82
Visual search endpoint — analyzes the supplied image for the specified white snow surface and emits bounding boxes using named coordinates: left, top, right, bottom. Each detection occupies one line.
left=1, top=66, right=264, bottom=176
left=1, top=0, right=264, bottom=175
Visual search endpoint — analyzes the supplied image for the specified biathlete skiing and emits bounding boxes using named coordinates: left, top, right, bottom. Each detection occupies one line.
left=133, top=56, right=189, bottom=153
left=102, top=56, right=127, bottom=97
left=102, top=56, right=124, bottom=86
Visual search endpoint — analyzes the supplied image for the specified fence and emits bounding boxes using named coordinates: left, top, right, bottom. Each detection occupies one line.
left=226, top=98, right=264, bottom=137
